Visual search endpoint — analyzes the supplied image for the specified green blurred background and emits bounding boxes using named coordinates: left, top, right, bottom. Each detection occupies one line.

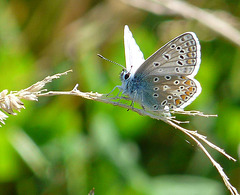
left=0, top=0, right=239, bottom=194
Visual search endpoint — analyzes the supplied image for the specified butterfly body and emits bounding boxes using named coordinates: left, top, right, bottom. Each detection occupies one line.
left=120, top=70, right=156, bottom=108
left=118, top=25, right=201, bottom=111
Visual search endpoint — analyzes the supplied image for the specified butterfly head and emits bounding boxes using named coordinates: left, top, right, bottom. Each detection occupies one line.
left=120, top=69, right=131, bottom=82
left=120, top=63, right=134, bottom=82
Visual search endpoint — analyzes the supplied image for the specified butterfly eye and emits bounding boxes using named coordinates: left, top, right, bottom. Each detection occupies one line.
left=124, top=73, right=130, bottom=80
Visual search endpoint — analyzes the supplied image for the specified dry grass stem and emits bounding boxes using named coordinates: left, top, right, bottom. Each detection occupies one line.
left=0, top=70, right=72, bottom=125
left=88, top=188, right=95, bottom=195
left=122, top=0, right=240, bottom=47
left=0, top=70, right=238, bottom=194
left=166, top=120, right=239, bottom=195
left=39, top=86, right=238, bottom=195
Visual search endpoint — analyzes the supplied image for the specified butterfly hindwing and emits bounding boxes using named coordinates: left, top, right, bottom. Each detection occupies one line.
left=141, top=75, right=201, bottom=110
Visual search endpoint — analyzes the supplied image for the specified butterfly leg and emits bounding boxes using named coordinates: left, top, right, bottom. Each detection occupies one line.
left=141, top=104, right=146, bottom=110
left=140, top=91, right=146, bottom=110
left=106, top=85, right=121, bottom=97
left=127, top=100, right=135, bottom=111
left=127, top=91, right=137, bottom=111
left=130, top=100, right=135, bottom=108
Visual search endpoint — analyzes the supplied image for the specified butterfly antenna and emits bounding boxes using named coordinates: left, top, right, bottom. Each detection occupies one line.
left=129, top=65, right=133, bottom=73
left=97, top=54, right=125, bottom=69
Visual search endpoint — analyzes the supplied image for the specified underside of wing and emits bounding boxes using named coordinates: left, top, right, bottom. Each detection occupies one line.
left=141, top=75, right=201, bottom=111
left=124, top=25, right=145, bottom=74
left=136, top=32, right=201, bottom=78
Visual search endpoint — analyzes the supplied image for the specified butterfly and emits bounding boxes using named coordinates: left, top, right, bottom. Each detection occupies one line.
left=117, top=25, right=201, bottom=111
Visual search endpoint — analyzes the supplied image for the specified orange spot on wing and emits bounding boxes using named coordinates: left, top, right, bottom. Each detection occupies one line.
left=181, top=95, right=187, bottom=100
left=188, top=87, right=193, bottom=91
left=179, top=76, right=187, bottom=80
left=175, top=99, right=181, bottom=106
left=187, top=53, right=193, bottom=57
left=187, top=59, right=195, bottom=64
left=188, top=87, right=196, bottom=92
left=184, top=80, right=192, bottom=86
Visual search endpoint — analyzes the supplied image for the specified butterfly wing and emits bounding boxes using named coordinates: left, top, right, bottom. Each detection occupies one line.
left=141, top=75, right=201, bottom=110
left=124, top=25, right=145, bottom=74
left=136, top=32, right=201, bottom=78
left=134, top=32, right=201, bottom=110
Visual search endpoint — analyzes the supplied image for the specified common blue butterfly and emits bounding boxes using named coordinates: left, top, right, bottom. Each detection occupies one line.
left=118, top=25, right=201, bottom=111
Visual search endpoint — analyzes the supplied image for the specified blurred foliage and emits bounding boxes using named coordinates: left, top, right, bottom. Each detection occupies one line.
left=0, top=0, right=240, bottom=194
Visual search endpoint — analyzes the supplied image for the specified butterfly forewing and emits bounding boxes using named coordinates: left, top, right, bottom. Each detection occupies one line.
left=135, top=32, right=201, bottom=78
